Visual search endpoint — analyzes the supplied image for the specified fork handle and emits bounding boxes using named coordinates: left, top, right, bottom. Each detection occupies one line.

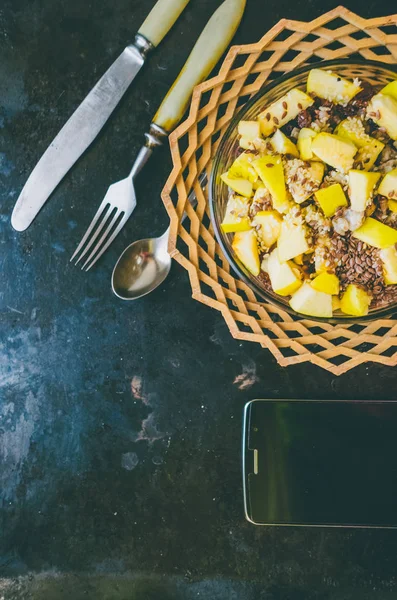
left=130, top=0, right=245, bottom=179
left=129, top=124, right=168, bottom=180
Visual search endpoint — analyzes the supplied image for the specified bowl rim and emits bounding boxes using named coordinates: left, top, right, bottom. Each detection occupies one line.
left=209, top=58, right=397, bottom=324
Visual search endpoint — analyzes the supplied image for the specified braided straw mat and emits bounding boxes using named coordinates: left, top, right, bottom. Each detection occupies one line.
left=161, top=6, right=397, bottom=376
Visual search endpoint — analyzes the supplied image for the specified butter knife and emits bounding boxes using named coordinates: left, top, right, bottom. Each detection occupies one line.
left=11, top=0, right=190, bottom=232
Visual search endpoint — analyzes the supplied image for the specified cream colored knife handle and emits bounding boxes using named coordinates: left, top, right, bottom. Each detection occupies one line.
left=138, top=0, right=191, bottom=47
left=153, top=0, right=246, bottom=132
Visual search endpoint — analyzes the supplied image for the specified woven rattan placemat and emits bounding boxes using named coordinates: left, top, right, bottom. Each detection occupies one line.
left=161, top=6, right=397, bottom=376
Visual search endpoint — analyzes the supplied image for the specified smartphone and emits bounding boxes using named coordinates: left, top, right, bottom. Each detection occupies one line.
left=243, top=399, right=397, bottom=528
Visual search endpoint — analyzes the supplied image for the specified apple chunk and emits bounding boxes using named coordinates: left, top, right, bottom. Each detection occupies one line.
left=352, top=217, right=397, bottom=249
left=221, top=172, right=253, bottom=198
left=268, top=249, right=302, bottom=296
left=307, top=69, right=361, bottom=104
left=297, top=128, right=317, bottom=160
left=270, top=129, right=299, bottom=158
left=381, top=80, right=397, bottom=100
left=258, top=88, right=314, bottom=137
left=312, top=132, right=357, bottom=172
left=253, top=211, right=282, bottom=248
left=311, top=272, right=340, bottom=295
left=367, top=93, right=397, bottom=140
left=378, top=169, right=397, bottom=200
left=289, top=282, right=333, bottom=318
left=252, top=155, right=288, bottom=213
left=315, top=183, right=348, bottom=217
left=221, top=195, right=251, bottom=233
left=379, top=246, right=397, bottom=285
left=277, top=220, right=310, bottom=262
left=232, top=230, right=260, bottom=276
left=348, top=170, right=381, bottom=212
left=340, top=284, right=371, bottom=317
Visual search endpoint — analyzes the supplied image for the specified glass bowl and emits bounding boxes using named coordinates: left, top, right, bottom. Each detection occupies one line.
left=209, top=59, right=397, bottom=323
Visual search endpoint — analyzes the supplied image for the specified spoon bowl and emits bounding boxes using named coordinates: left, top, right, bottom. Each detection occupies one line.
left=112, top=228, right=171, bottom=300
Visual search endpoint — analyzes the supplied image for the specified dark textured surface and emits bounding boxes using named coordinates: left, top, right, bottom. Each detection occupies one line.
left=1, top=0, right=397, bottom=598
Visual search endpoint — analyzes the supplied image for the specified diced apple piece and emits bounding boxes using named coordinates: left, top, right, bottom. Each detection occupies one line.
left=355, top=139, right=385, bottom=171
left=258, top=88, right=314, bottom=137
left=239, top=137, right=252, bottom=150
left=348, top=170, right=381, bottom=212
left=238, top=120, right=261, bottom=140
left=289, top=282, right=333, bottom=318
left=379, top=246, right=397, bottom=285
left=388, top=199, right=397, bottom=213
left=380, top=80, right=397, bottom=101
left=221, top=172, right=253, bottom=198
left=261, top=254, right=270, bottom=274
left=335, top=117, right=371, bottom=148
left=268, top=249, right=302, bottom=296
left=221, top=195, right=251, bottom=233
left=340, top=284, right=371, bottom=317
left=310, top=161, right=325, bottom=182
left=311, top=272, right=340, bottom=295
left=285, top=160, right=325, bottom=204
left=270, top=129, right=299, bottom=157
left=277, top=220, right=310, bottom=262
left=252, top=155, right=288, bottom=213
left=337, top=123, right=384, bottom=170
left=352, top=217, right=397, bottom=249
left=378, top=168, right=397, bottom=200
left=307, top=69, right=361, bottom=104
left=232, top=230, right=260, bottom=276
left=238, top=121, right=262, bottom=150
left=297, top=128, right=317, bottom=160
left=312, top=132, right=357, bottom=172
left=332, top=296, right=341, bottom=311
left=253, top=210, right=282, bottom=248
left=314, top=183, right=348, bottom=217
left=228, top=153, right=258, bottom=183
left=367, top=93, right=397, bottom=140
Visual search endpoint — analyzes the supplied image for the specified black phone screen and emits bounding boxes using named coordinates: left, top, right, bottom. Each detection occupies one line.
left=243, top=400, right=397, bottom=527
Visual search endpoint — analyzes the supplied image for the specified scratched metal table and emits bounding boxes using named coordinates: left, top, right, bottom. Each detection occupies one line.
left=1, top=0, right=397, bottom=598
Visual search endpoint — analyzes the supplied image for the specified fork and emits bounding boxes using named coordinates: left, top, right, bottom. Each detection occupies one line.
left=69, top=133, right=162, bottom=271
left=70, top=0, right=246, bottom=271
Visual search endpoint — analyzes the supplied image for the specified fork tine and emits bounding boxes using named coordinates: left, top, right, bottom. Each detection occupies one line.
left=72, top=204, right=116, bottom=266
left=70, top=199, right=111, bottom=263
left=81, top=211, right=128, bottom=271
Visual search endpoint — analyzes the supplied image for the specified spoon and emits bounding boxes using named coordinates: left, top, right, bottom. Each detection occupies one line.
left=112, top=227, right=171, bottom=300
left=112, top=170, right=205, bottom=300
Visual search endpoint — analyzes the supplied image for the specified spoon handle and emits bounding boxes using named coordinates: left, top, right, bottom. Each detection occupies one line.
left=153, top=0, right=246, bottom=132
left=129, top=0, right=245, bottom=181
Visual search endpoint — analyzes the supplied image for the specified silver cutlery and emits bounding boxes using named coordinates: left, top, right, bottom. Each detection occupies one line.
left=111, top=173, right=206, bottom=300
left=112, top=227, right=172, bottom=300
left=11, top=0, right=191, bottom=232
left=70, top=0, right=246, bottom=271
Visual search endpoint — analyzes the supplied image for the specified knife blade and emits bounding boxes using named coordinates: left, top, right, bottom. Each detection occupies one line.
left=11, top=0, right=190, bottom=232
